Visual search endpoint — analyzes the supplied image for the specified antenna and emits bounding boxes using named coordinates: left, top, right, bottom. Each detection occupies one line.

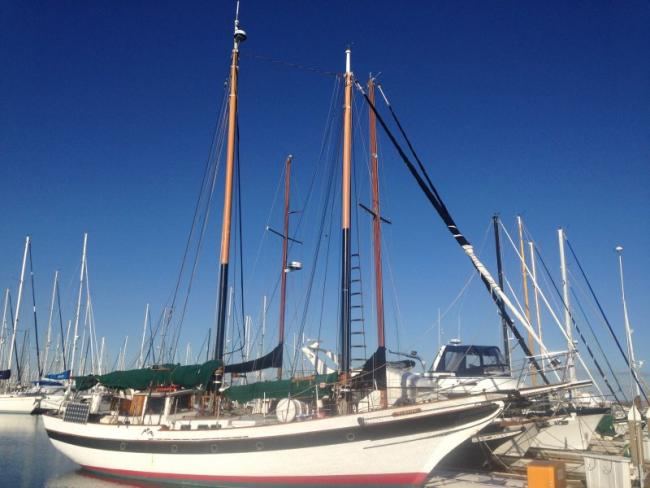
left=233, top=1, right=247, bottom=47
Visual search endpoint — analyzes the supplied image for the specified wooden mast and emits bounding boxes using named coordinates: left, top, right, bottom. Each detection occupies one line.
left=339, top=49, right=353, bottom=376
left=368, top=77, right=387, bottom=408
left=214, top=8, right=246, bottom=362
left=277, top=154, right=292, bottom=379
left=517, top=216, right=535, bottom=385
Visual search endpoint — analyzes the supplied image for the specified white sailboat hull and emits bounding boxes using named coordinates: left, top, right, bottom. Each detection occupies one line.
left=0, top=393, right=40, bottom=414
left=530, top=412, right=605, bottom=451
left=43, top=397, right=503, bottom=486
left=39, top=393, right=66, bottom=412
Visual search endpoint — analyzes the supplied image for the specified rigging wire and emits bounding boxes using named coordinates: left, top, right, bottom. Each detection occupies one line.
left=422, top=221, right=492, bottom=337
left=236, top=74, right=344, bottom=370
left=564, top=238, right=648, bottom=403
left=570, top=287, right=626, bottom=397
left=55, top=274, right=67, bottom=371
left=27, top=242, right=42, bottom=378
left=355, top=80, right=549, bottom=384
left=240, top=52, right=339, bottom=78
left=531, top=244, right=624, bottom=405
left=8, top=292, right=21, bottom=382
left=236, top=120, right=246, bottom=359
left=161, top=81, right=230, bottom=362
left=289, top=77, right=343, bottom=376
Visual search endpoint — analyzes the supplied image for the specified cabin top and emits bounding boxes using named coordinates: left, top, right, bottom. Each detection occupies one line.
left=431, top=344, right=509, bottom=377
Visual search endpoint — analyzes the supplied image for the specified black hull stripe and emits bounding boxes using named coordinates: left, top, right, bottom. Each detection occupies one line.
left=47, top=403, right=499, bottom=455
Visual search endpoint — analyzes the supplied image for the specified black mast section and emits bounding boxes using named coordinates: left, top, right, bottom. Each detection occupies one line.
left=339, top=50, right=353, bottom=375
left=356, top=82, right=549, bottom=384
left=214, top=14, right=246, bottom=362
left=493, top=215, right=511, bottom=369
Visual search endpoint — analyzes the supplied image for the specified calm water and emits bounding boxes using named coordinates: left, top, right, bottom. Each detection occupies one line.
left=0, top=414, right=161, bottom=488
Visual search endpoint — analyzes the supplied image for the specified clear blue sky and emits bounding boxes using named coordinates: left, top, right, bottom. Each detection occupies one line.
left=1, top=1, right=648, bottom=391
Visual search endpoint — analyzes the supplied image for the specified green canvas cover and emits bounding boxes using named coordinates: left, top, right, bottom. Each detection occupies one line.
left=224, top=373, right=339, bottom=404
left=596, top=414, right=616, bottom=437
left=74, top=360, right=222, bottom=391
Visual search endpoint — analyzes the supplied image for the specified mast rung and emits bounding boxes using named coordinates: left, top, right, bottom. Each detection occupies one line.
left=351, top=332, right=364, bottom=335
left=351, top=305, right=363, bottom=308
left=351, top=279, right=361, bottom=283
left=351, top=319, right=364, bottom=322
left=352, top=358, right=366, bottom=361
left=351, top=292, right=362, bottom=296
left=352, top=345, right=365, bottom=348
left=351, top=253, right=360, bottom=257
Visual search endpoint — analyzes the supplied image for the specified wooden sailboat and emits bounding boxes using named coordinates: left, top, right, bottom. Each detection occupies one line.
left=41, top=9, right=508, bottom=486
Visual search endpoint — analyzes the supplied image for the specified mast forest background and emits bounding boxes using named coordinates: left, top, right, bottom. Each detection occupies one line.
left=1, top=1, right=648, bottom=396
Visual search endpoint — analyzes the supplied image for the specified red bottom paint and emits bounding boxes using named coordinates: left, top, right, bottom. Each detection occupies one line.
left=82, top=465, right=428, bottom=486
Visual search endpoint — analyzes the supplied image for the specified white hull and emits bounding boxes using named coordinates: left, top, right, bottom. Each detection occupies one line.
left=44, top=397, right=503, bottom=486
left=0, top=394, right=40, bottom=414
left=531, top=412, right=605, bottom=451
left=39, top=393, right=66, bottom=412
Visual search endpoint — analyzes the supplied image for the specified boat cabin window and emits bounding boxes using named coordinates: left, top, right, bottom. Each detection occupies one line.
left=434, top=345, right=509, bottom=377
left=171, top=393, right=194, bottom=414
left=145, top=396, right=166, bottom=415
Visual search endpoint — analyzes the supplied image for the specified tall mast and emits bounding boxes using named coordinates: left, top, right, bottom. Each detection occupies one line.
left=7, top=236, right=30, bottom=379
left=492, top=215, right=511, bottom=370
left=70, top=232, right=88, bottom=376
left=43, top=270, right=59, bottom=375
left=259, top=295, right=267, bottom=381
left=277, top=155, right=292, bottom=379
left=558, top=228, right=576, bottom=382
left=529, top=242, right=543, bottom=364
left=214, top=5, right=247, bottom=362
left=368, top=77, right=387, bottom=408
left=517, top=216, right=535, bottom=385
left=616, top=246, right=641, bottom=399
left=339, top=49, right=353, bottom=376
left=368, top=78, right=385, bottom=348
left=98, top=336, right=105, bottom=375
left=28, top=241, right=43, bottom=378
left=139, top=303, right=150, bottom=368
left=55, top=276, right=67, bottom=371
left=0, top=289, right=9, bottom=369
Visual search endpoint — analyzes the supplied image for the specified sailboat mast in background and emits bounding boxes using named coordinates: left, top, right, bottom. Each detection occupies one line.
left=557, top=228, right=576, bottom=383
left=492, top=215, right=511, bottom=371
left=517, top=216, right=535, bottom=385
left=7, top=236, right=30, bottom=382
left=276, top=155, right=292, bottom=379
